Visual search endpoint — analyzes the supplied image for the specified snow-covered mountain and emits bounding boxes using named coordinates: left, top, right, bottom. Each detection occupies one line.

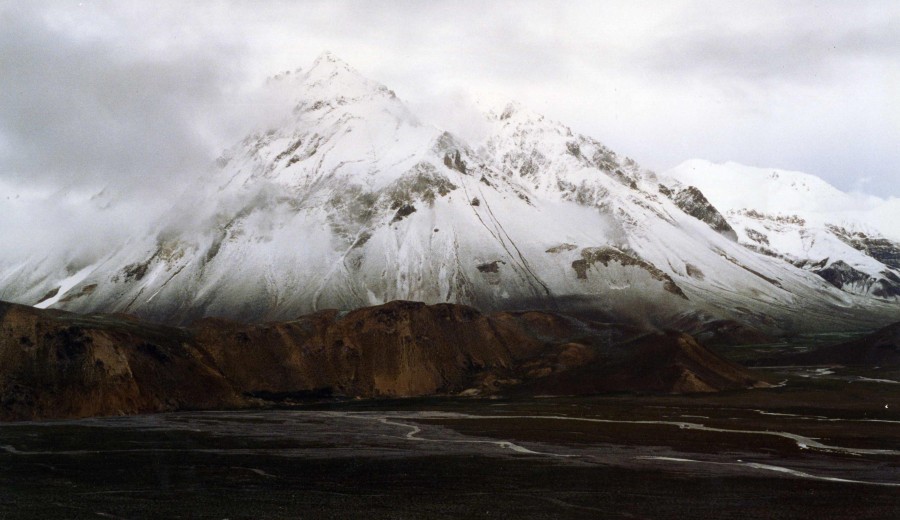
left=1, top=53, right=896, bottom=332
left=665, top=160, right=900, bottom=301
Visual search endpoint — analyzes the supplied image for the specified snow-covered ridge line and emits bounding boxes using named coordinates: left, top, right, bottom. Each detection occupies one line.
left=1, top=53, right=897, bottom=331
left=664, top=159, right=900, bottom=302
left=666, top=159, right=900, bottom=239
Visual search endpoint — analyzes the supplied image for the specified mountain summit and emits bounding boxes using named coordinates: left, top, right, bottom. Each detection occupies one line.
left=1, top=54, right=896, bottom=333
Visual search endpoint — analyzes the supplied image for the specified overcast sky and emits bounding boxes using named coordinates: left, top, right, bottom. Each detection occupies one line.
left=1, top=0, right=899, bottom=200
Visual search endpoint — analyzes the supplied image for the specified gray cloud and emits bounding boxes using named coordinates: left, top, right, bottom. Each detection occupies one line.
left=1, top=0, right=898, bottom=207
left=641, top=10, right=900, bottom=85
left=0, top=3, right=249, bottom=196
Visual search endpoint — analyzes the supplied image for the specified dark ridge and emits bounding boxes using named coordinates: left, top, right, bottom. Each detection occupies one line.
left=0, top=300, right=765, bottom=421
left=757, top=321, right=900, bottom=367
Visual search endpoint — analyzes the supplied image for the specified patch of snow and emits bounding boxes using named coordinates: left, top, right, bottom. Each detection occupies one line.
left=34, top=263, right=98, bottom=309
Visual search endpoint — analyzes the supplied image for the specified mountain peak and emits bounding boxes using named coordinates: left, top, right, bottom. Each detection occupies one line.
left=471, top=93, right=523, bottom=121
left=311, top=50, right=349, bottom=68
left=7, top=55, right=900, bottom=333
left=298, top=51, right=401, bottom=105
left=307, top=50, right=359, bottom=78
left=667, top=160, right=850, bottom=213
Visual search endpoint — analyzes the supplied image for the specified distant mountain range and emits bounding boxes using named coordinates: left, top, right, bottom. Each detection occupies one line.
left=1, top=52, right=897, bottom=334
left=666, top=160, right=900, bottom=301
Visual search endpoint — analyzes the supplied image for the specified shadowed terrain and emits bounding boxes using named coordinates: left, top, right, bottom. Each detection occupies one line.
left=0, top=300, right=764, bottom=421
left=760, top=321, right=900, bottom=367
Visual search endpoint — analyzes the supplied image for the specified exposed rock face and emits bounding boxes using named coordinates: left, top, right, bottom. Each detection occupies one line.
left=193, top=302, right=532, bottom=399
left=572, top=247, right=687, bottom=298
left=0, top=300, right=765, bottom=421
left=813, top=260, right=900, bottom=298
left=815, top=261, right=874, bottom=291
left=828, top=225, right=900, bottom=270
left=0, top=302, right=241, bottom=421
left=659, top=184, right=738, bottom=241
left=874, top=270, right=900, bottom=299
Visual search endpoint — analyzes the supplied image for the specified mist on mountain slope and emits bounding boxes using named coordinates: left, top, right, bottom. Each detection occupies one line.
left=3, top=0, right=899, bottom=273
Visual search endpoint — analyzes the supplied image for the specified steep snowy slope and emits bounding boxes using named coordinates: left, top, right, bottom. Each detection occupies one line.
left=665, top=160, right=900, bottom=300
left=0, top=180, right=162, bottom=310
left=1, top=54, right=896, bottom=332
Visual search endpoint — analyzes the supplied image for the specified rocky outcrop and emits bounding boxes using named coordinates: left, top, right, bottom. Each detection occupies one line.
left=814, top=261, right=873, bottom=290
left=193, top=302, right=533, bottom=399
left=0, top=302, right=242, bottom=421
left=813, top=260, right=900, bottom=299
left=0, top=300, right=765, bottom=421
left=827, top=225, right=900, bottom=270
left=572, top=247, right=687, bottom=298
left=659, top=184, right=738, bottom=241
